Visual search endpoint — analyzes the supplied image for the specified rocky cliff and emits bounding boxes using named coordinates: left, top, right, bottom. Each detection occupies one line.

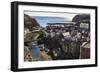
left=24, top=14, right=40, bottom=31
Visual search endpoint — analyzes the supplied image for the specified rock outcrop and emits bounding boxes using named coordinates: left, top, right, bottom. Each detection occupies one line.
left=72, top=14, right=90, bottom=23
left=24, top=14, right=40, bottom=31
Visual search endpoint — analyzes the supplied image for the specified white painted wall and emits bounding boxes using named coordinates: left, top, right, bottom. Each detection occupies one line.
left=0, top=0, right=99, bottom=73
